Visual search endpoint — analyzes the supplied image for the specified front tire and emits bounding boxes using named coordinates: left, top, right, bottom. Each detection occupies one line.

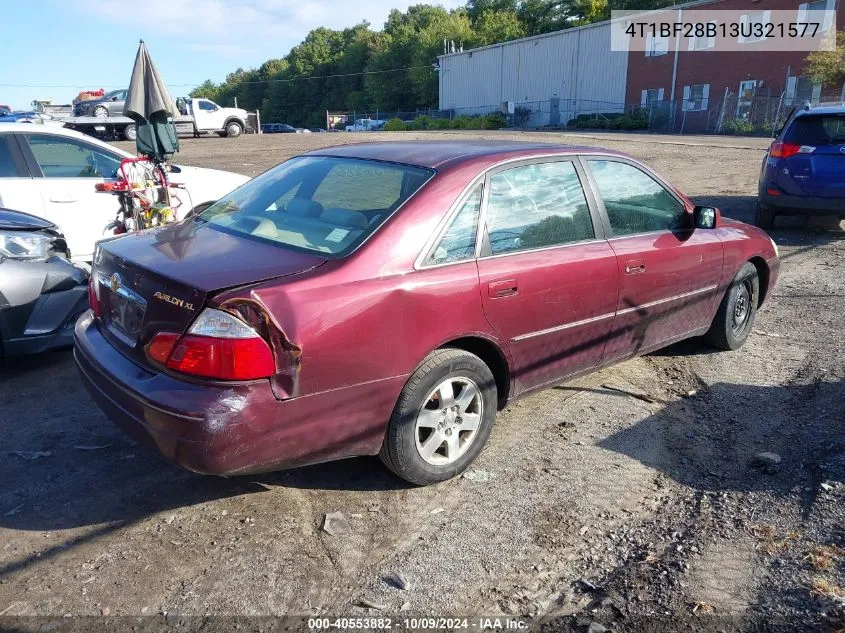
left=754, top=202, right=775, bottom=229
left=705, top=262, right=759, bottom=351
left=225, top=121, right=243, bottom=138
left=379, top=349, right=497, bottom=485
left=123, top=124, right=137, bottom=141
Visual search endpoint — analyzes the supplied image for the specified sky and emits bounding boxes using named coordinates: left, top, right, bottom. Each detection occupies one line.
left=0, top=0, right=464, bottom=110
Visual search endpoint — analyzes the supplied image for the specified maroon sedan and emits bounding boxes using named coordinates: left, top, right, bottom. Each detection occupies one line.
left=75, top=142, right=779, bottom=485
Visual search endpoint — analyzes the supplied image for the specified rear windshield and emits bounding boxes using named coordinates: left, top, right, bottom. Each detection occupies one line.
left=785, top=114, right=845, bottom=145
left=198, top=156, right=434, bottom=256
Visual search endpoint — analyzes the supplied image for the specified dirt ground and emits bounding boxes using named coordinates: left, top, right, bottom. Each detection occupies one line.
left=1, top=131, right=843, bottom=632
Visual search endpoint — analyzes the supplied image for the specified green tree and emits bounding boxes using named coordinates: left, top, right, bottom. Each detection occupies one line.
left=473, top=10, right=526, bottom=45
left=805, top=30, right=845, bottom=88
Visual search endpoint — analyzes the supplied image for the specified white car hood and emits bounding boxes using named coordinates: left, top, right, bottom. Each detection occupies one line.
left=167, top=164, right=250, bottom=206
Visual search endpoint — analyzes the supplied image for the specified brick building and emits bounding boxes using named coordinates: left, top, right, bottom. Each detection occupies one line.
left=625, top=0, right=844, bottom=132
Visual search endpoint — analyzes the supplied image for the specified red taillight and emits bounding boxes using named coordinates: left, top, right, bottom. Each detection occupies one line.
left=769, top=142, right=801, bottom=159
left=166, top=335, right=276, bottom=380
left=146, top=331, right=276, bottom=381
left=88, top=276, right=101, bottom=318
left=146, top=332, right=180, bottom=364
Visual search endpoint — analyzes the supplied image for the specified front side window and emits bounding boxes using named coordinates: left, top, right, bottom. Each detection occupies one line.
left=424, top=185, right=482, bottom=265
left=24, top=134, right=121, bottom=178
left=485, top=161, right=594, bottom=256
left=199, top=156, right=433, bottom=256
left=199, top=101, right=217, bottom=111
left=587, top=160, right=686, bottom=236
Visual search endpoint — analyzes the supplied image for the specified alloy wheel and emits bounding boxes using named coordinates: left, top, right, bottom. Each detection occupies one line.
left=414, top=377, right=482, bottom=466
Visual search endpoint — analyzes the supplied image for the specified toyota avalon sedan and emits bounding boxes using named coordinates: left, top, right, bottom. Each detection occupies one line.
left=74, top=142, right=779, bottom=485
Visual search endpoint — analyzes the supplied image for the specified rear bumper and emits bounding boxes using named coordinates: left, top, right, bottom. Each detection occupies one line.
left=759, top=189, right=845, bottom=215
left=74, top=311, right=401, bottom=475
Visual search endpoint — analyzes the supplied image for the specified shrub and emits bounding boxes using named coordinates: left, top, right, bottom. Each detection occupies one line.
left=430, top=117, right=452, bottom=130
left=450, top=115, right=483, bottom=129
left=566, top=110, right=646, bottom=131
left=481, top=113, right=506, bottom=129
left=720, top=118, right=756, bottom=135
left=513, top=106, right=532, bottom=127
left=407, top=115, right=433, bottom=130
left=384, top=117, right=406, bottom=131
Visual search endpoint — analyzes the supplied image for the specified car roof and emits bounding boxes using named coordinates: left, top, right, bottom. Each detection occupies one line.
left=0, top=123, right=134, bottom=158
left=305, top=140, right=624, bottom=169
left=795, top=105, right=845, bottom=117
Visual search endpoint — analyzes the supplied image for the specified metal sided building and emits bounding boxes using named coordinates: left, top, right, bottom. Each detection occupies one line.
left=437, top=21, right=629, bottom=127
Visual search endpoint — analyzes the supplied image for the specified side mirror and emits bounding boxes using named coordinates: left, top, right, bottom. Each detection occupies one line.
left=693, top=205, right=718, bottom=229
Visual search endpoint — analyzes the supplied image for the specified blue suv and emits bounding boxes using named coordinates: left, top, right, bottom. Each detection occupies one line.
left=756, top=105, right=845, bottom=228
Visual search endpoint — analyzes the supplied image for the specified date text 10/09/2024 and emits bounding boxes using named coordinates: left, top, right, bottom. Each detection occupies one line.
left=307, top=617, right=528, bottom=630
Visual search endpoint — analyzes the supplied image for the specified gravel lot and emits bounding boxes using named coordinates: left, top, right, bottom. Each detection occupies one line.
left=1, top=131, right=842, bottom=631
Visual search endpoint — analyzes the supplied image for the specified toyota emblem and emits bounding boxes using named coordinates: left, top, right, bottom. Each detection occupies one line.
left=110, top=273, right=121, bottom=293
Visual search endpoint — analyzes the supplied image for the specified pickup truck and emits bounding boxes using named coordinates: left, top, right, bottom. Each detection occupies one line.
left=62, top=98, right=250, bottom=141
left=345, top=118, right=386, bottom=132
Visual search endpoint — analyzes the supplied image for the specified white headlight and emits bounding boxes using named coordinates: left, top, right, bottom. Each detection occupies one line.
left=0, top=231, right=50, bottom=261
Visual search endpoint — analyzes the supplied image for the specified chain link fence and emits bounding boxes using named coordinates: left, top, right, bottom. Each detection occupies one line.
left=327, top=90, right=845, bottom=136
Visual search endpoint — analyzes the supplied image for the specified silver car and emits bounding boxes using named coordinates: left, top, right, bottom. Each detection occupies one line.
left=73, top=89, right=128, bottom=118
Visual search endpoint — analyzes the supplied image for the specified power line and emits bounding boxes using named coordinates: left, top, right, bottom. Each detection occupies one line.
left=0, top=65, right=435, bottom=90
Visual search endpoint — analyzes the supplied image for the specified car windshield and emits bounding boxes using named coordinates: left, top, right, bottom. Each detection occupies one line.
left=785, top=114, right=845, bottom=146
left=198, top=156, right=434, bottom=256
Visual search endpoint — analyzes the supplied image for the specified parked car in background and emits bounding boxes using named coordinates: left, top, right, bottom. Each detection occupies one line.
left=309, top=128, right=327, bottom=133
left=0, top=206, right=89, bottom=357
left=0, top=106, right=11, bottom=116
left=0, top=111, right=66, bottom=127
left=345, top=118, right=386, bottom=131
left=0, top=124, right=250, bottom=261
left=261, top=123, right=297, bottom=134
left=75, top=141, right=779, bottom=485
left=756, top=104, right=845, bottom=228
left=73, top=89, right=128, bottom=118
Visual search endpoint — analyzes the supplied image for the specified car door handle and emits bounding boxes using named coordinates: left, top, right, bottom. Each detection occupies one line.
left=488, top=279, right=518, bottom=298
left=625, top=259, right=646, bottom=274
left=49, top=193, right=78, bottom=203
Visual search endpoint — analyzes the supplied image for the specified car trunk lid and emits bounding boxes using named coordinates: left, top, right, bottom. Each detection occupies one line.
left=92, top=220, right=327, bottom=367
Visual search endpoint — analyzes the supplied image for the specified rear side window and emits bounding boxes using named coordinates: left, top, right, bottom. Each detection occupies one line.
left=485, top=161, right=594, bottom=256
left=785, top=114, right=845, bottom=145
left=424, top=185, right=482, bottom=265
left=200, top=156, right=433, bottom=256
left=0, top=136, right=23, bottom=178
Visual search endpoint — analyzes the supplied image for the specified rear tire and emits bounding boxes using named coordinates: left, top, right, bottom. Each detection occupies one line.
left=379, top=349, right=497, bottom=486
left=93, top=106, right=108, bottom=118
left=754, top=202, right=775, bottom=230
left=123, top=124, right=137, bottom=141
left=705, top=262, right=759, bottom=351
left=225, top=121, right=243, bottom=138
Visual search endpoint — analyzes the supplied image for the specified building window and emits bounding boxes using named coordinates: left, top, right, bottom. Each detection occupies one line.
left=682, top=84, right=710, bottom=111
left=798, top=0, right=835, bottom=32
left=640, top=88, right=665, bottom=106
left=786, top=75, right=822, bottom=105
left=738, top=11, right=771, bottom=44
left=645, top=33, right=669, bottom=57
left=688, top=20, right=717, bottom=50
